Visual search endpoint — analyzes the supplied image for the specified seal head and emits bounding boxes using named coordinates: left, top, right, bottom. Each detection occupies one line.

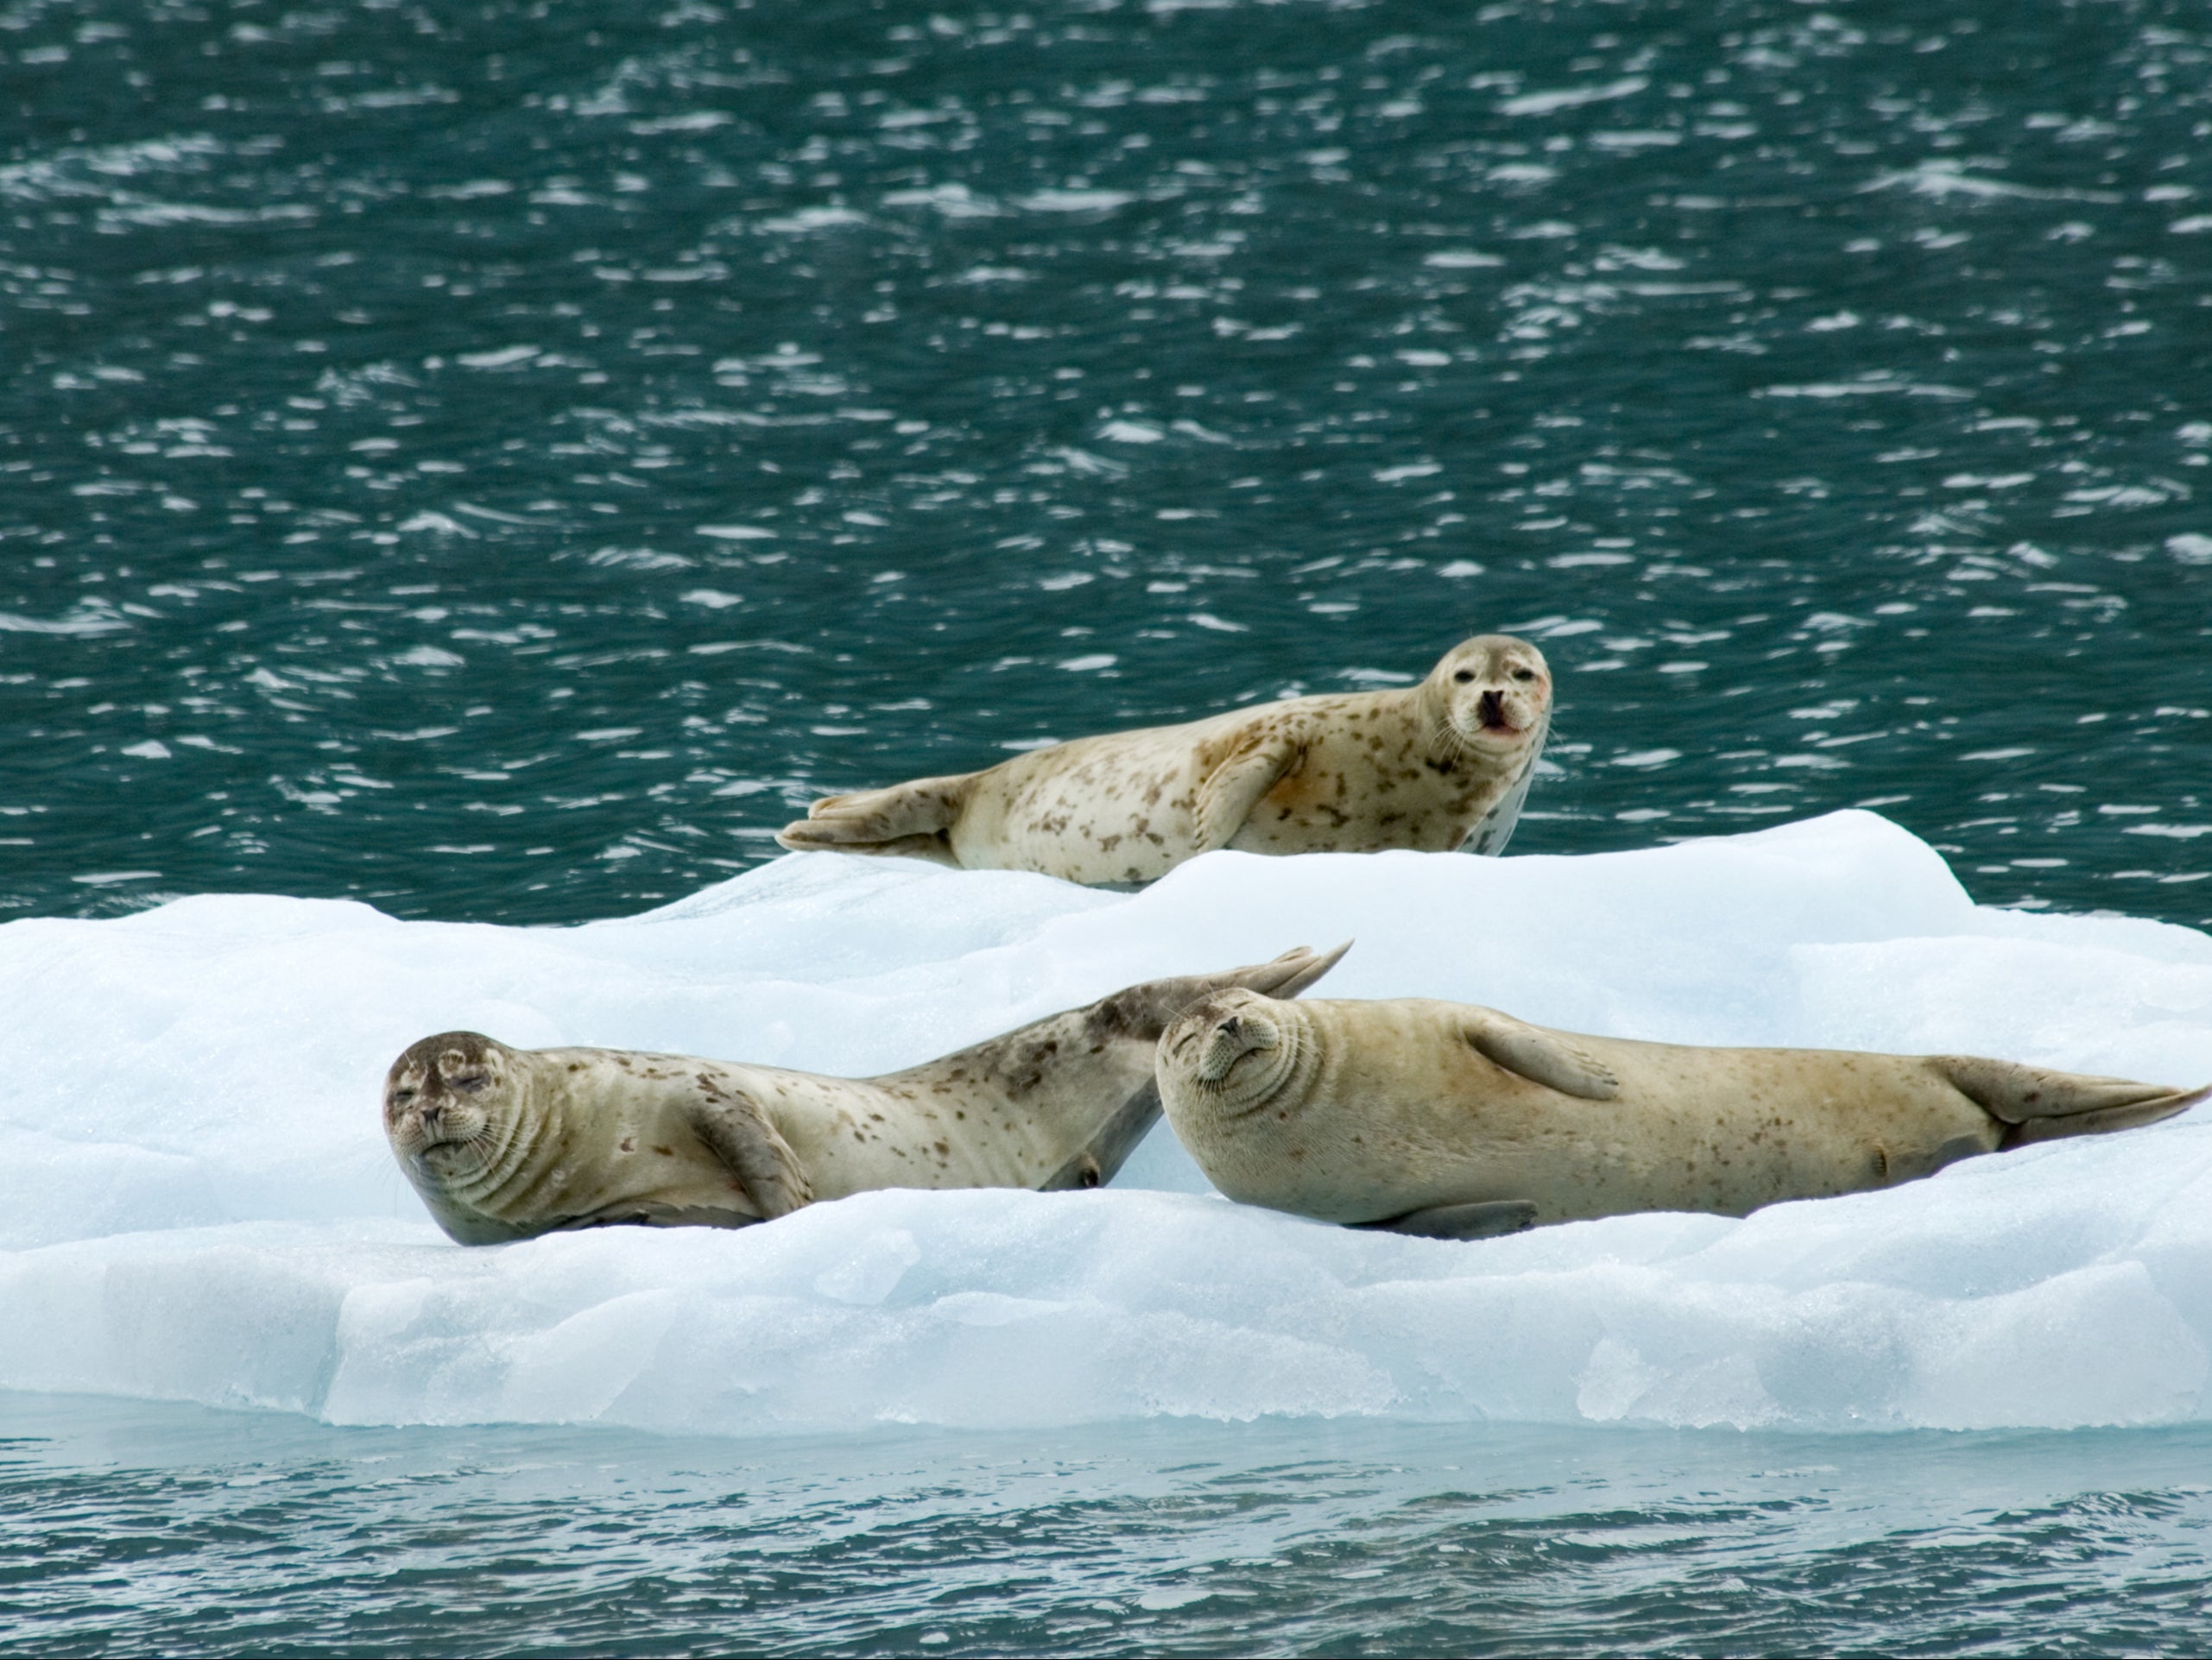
left=1419, top=634, right=1551, bottom=758
left=1161, top=989, right=1309, bottom=1118
left=384, top=1030, right=516, bottom=1190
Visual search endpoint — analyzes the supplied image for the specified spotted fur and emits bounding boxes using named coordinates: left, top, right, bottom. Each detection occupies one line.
left=777, top=635, right=1552, bottom=884
left=382, top=944, right=1346, bottom=1244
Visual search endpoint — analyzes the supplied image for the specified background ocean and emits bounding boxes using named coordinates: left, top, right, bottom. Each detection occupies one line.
left=6, top=0, right=2212, bottom=1652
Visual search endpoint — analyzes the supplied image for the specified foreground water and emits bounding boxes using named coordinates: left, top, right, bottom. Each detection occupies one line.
left=8, top=1394, right=2212, bottom=1658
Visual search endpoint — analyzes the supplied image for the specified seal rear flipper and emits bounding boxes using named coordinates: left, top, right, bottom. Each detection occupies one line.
left=786, top=830, right=963, bottom=868
left=1932, top=1056, right=2209, bottom=1144
left=2002, top=1091, right=2211, bottom=1147
left=686, top=1086, right=816, bottom=1220
left=1355, top=1199, right=1539, bottom=1241
left=775, top=773, right=975, bottom=860
left=1038, top=1079, right=1162, bottom=1192
left=1193, top=730, right=1305, bottom=850
left=1246, top=939, right=1352, bottom=1001
left=1463, top=1012, right=1621, bottom=1101
left=1095, top=941, right=1351, bottom=1040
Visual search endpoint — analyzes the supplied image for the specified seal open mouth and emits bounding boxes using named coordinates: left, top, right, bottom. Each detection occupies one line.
left=1475, top=689, right=1520, bottom=735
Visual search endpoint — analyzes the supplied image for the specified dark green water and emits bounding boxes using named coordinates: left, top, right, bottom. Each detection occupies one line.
left=6, top=1395, right=2212, bottom=1658
left=4, top=0, right=2210, bottom=925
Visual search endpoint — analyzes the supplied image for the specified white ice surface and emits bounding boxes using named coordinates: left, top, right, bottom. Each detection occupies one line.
left=9, top=810, right=2212, bottom=1435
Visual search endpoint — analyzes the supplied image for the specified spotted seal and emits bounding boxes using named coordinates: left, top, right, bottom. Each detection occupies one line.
left=776, top=634, right=1551, bottom=885
left=1155, top=986, right=2207, bottom=1238
left=383, top=944, right=1345, bottom=1244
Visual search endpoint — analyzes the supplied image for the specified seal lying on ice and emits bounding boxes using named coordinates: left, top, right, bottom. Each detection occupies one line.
left=776, top=634, right=1551, bottom=885
left=1155, top=985, right=2209, bottom=1240
left=383, top=944, right=1345, bottom=1245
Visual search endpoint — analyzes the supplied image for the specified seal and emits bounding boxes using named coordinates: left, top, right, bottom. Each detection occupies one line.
left=1155, top=987, right=2209, bottom=1238
left=383, top=943, right=1346, bottom=1245
left=776, top=634, right=1552, bottom=885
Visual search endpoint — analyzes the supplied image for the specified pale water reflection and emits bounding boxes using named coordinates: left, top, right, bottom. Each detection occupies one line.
left=6, top=1395, right=2212, bottom=1658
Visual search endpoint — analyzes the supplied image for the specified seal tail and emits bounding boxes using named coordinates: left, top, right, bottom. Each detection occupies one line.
left=774, top=773, right=975, bottom=865
left=1932, top=1056, right=2211, bottom=1147
left=1095, top=940, right=1351, bottom=1041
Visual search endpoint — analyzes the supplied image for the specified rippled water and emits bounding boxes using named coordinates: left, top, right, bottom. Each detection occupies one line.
left=4, top=0, right=2210, bottom=923
left=6, top=1395, right=2212, bottom=1658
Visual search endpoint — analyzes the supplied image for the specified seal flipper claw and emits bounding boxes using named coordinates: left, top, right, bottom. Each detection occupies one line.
left=1357, top=1199, right=1539, bottom=1240
left=1463, top=1013, right=1621, bottom=1101
left=686, top=1089, right=815, bottom=1221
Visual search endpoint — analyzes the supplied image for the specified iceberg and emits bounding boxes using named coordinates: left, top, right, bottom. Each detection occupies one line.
left=5, top=810, right=2212, bottom=1436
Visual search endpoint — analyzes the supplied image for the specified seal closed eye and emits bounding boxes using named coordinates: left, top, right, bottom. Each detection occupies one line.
left=1154, top=977, right=2209, bottom=1234
left=774, top=634, right=1552, bottom=884
left=382, top=943, right=1348, bottom=1245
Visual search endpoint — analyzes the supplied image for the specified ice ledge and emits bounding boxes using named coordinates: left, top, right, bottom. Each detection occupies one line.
left=3, top=811, right=2210, bottom=1435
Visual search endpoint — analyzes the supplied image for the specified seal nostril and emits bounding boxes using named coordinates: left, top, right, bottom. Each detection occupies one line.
left=1220, top=1015, right=1242, bottom=1038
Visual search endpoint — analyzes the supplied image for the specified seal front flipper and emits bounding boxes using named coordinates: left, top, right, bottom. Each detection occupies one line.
left=1355, top=1200, right=1539, bottom=1240
left=775, top=773, right=975, bottom=865
left=1039, top=1079, right=1162, bottom=1192
left=685, top=1082, right=815, bottom=1220
left=1463, top=1012, right=1621, bottom=1100
left=1193, top=729, right=1306, bottom=850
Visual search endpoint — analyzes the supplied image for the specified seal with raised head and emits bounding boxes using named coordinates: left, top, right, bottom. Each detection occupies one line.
left=776, top=634, right=1551, bottom=885
left=383, top=944, right=1345, bottom=1245
left=1155, top=986, right=2209, bottom=1239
